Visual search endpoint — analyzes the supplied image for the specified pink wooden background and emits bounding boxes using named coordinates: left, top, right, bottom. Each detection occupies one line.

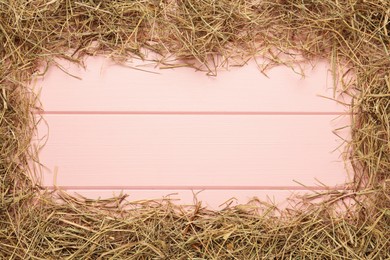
left=31, top=55, right=351, bottom=209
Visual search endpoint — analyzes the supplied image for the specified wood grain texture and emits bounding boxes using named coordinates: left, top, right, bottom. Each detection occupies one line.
left=32, top=56, right=349, bottom=113
left=37, top=114, right=349, bottom=188
left=32, top=56, right=351, bottom=206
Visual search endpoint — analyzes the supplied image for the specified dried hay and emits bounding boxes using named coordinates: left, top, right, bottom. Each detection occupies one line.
left=0, top=0, right=389, bottom=258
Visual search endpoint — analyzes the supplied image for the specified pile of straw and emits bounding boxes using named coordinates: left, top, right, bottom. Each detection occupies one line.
left=1, top=0, right=389, bottom=258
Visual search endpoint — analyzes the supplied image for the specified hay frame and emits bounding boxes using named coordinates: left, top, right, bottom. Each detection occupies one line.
left=0, top=0, right=389, bottom=258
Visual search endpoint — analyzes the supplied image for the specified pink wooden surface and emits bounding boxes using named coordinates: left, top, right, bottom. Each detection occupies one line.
left=63, top=190, right=311, bottom=210
left=32, top=56, right=351, bottom=208
left=38, top=114, right=348, bottom=188
left=33, top=56, right=349, bottom=113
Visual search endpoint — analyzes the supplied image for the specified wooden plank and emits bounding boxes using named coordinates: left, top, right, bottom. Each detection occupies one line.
left=57, top=189, right=310, bottom=210
left=36, top=114, right=350, bottom=188
left=31, top=56, right=348, bottom=113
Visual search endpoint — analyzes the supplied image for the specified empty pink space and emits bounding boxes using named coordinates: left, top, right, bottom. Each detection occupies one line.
left=32, top=55, right=351, bottom=209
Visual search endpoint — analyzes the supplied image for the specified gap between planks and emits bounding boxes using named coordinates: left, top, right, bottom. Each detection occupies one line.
left=35, top=111, right=350, bottom=115
left=44, top=185, right=351, bottom=191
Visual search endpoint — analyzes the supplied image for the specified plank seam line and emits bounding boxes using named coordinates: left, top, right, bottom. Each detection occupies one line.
left=44, top=186, right=351, bottom=191
left=35, top=111, right=351, bottom=116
